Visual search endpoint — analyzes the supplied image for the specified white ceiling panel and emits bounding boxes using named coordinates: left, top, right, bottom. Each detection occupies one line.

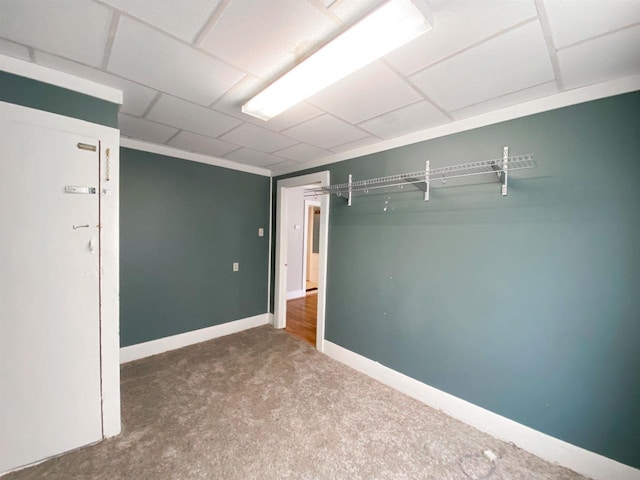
left=108, top=16, right=244, bottom=105
left=0, top=0, right=112, bottom=67
left=34, top=51, right=157, bottom=116
left=147, top=95, right=241, bottom=138
left=0, top=39, right=31, bottom=62
left=409, top=21, right=554, bottom=112
left=198, top=0, right=338, bottom=78
left=558, top=25, right=640, bottom=90
left=283, top=114, right=369, bottom=149
left=101, top=0, right=221, bottom=42
left=212, top=76, right=324, bottom=131
left=220, top=123, right=298, bottom=152
left=269, top=159, right=304, bottom=172
left=543, top=0, right=640, bottom=48
left=118, top=114, right=178, bottom=144
left=328, top=0, right=387, bottom=26
left=359, top=100, right=450, bottom=139
left=225, top=148, right=286, bottom=167
left=385, top=0, right=538, bottom=76
left=450, top=81, right=558, bottom=120
left=274, top=143, right=332, bottom=162
left=329, top=135, right=381, bottom=153
left=259, top=102, right=324, bottom=132
left=168, top=131, right=239, bottom=158
left=308, top=61, right=423, bottom=123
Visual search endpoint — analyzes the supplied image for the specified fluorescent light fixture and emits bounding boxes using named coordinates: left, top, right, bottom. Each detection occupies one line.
left=242, top=0, right=432, bottom=121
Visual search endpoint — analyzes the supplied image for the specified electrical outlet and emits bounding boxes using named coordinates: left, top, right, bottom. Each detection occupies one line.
left=258, top=228, right=264, bottom=237
left=233, top=262, right=239, bottom=272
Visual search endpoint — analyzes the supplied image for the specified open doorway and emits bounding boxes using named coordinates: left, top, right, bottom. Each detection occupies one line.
left=284, top=196, right=321, bottom=345
left=274, top=171, right=330, bottom=352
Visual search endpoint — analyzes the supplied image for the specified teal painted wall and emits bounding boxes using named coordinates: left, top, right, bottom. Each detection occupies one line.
left=120, top=148, right=270, bottom=347
left=274, top=92, right=640, bottom=468
left=0, top=70, right=118, bottom=127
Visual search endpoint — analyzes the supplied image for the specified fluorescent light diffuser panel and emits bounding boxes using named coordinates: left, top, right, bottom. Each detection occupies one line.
left=242, top=0, right=432, bottom=121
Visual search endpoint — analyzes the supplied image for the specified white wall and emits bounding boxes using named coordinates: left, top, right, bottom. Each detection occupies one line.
left=286, top=186, right=306, bottom=298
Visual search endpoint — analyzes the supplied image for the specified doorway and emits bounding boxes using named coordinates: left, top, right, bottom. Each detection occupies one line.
left=274, top=171, right=330, bottom=352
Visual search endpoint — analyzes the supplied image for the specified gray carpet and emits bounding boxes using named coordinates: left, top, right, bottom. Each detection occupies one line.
left=5, top=326, right=590, bottom=479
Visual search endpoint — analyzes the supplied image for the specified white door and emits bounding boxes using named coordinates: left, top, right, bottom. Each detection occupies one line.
left=0, top=118, right=103, bottom=473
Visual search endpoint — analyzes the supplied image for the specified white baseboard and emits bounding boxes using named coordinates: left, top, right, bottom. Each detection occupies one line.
left=286, top=289, right=306, bottom=300
left=120, top=313, right=270, bottom=364
left=267, top=313, right=274, bottom=325
left=323, top=341, right=640, bottom=480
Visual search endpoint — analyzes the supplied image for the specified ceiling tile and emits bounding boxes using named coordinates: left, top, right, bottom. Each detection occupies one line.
left=260, top=102, right=325, bottom=132
left=268, top=159, right=304, bottom=172
left=330, top=136, right=381, bottom=153
left=211, top=76, right=324, bottom=131
left=328, top=0, right=387, bottom=26
left=450, top=81, right=559, bottom=119
left=283, top=115, right=369, bottom=149
left=274, top=143, right=332, bottom=162
left=308, top=61, right=423, bottom=123
left=147, top=95, right=241, bottom=138
left=100, top=0, right=221, bottom=42
left=0, top=0, right=113, bottom=67
left=409, top=21, right=554, bottom=112
left=224, top=148, right=286, bottom=167
left=219, top=123, right=298, bottom=152
left=108, top=16, right=244, bottom=105
left=385, top=0, right=538, bottom=75
left=0, top=39, right=31, bottom=61
left=198, top=0, right=337, bottom=78
left=543, top=0, right=640, bottom=48
left=359, top=100, right=450, bottom=139
left=558, top=26, right=640, bottom=90
left=34, top=51, right=157, bottom=116
left=118, top=114, right=178, bottom=144
left=168, top=131, right=239, bottom=158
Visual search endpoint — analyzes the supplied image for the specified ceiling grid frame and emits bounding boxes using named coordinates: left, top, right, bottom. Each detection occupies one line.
left=0, top=0, right=637, bottom=172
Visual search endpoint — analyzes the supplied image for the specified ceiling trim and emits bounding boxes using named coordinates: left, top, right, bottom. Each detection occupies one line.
left=273, top=74, right=640, bottom=176
left=120, top=137, right=271, bottom=177
left=0, top=54, right=123, bottom=105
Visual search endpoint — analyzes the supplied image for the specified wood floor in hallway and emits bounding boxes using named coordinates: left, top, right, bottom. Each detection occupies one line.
left=285, top=292, right=317, bottom=346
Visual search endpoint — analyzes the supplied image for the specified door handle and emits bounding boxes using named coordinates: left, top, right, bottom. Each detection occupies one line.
left=73, top=224, right=90, bottom=229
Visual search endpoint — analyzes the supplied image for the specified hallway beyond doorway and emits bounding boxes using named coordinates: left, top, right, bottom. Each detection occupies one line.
left=285, top=292, right=317, bottom=346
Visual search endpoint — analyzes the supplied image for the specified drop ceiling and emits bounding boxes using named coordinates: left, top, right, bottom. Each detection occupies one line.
left=1, top=0, right=639, bottom=174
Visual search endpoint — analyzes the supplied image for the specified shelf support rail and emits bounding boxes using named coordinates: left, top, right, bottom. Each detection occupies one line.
left=425, top=160, right=430, bottom=201
left=502, top=146, right=509, bottom=196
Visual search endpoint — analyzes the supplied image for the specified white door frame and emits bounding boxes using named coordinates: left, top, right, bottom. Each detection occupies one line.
left=301, top=199, right=321, bottom=293
left=274, top=171, right=330, bottom=352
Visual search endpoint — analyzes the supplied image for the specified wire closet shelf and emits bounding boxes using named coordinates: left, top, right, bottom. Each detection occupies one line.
left=305, top=146, right=536, bottom=206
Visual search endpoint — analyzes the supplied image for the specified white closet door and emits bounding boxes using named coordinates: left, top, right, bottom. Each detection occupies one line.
left=0, top=117, right=103, bottom=473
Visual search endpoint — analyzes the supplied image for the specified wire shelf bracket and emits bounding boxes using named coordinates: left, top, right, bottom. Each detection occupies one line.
left=304, top=146, right=536, bottom=206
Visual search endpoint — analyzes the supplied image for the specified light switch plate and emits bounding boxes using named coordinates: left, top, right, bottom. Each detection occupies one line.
left=233, top=262, right=239, bottom=272
left=258, top=228, right=264, bottom=237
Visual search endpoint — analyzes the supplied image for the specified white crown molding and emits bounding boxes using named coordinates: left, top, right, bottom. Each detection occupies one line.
left=324, top=340, right=640, bottom=480
left=0, top=54, right=122, bottom=105
left=272, top=75, right=640, bottom=176
left=120, top=137, right=272, bottom=177
left=120, top=313, right=270, bottom=364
